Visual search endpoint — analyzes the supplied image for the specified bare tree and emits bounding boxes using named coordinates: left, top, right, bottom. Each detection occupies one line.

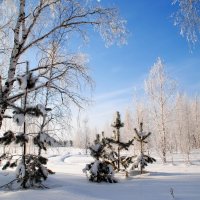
left=83, top=117, right=90, bottom=154
left=172, top=0, right=200, bottom=44
left=73, top=117, right=91, bottom=150
left=145, top=57, right=176, bottom=163
left=123, top=108, right=134, bottom=142
left=0, top=0, right=127, bottom=129
left=171, top=92, right=200, bottom=164
left=191, top=95, right=200, bottom=148
left=176, top=93, right=194, bottom=162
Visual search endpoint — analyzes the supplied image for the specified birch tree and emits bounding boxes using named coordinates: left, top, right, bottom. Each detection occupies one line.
left=145, top=58, right=176, bottom=163
left=174, top=93, right=186, bottom=153
left=123, top=109, right=134, bottom=142
left=176, top=94, right=194, bottom=162
left=172, top=0, right=200, bottom=44
left=0, top=0, right=127, bottom=129
left=191, top=95, right=200, bottom=148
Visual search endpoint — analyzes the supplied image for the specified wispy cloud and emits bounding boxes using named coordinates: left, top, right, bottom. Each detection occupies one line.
left=71, top=72, right=147, bottom=129
left=88, top=97, right=130, bottom=129
left=82, top=85, right=142, bottom=128
left=95, top=86, right=136, bottom=102
left=167, top=57, right=200, bottom=95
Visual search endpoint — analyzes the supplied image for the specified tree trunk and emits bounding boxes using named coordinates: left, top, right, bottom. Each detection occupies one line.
left=140, top=140, right=143, bottom=174
left=22, top=62, right=28, bottom=189
left=0, top=0, right=25, bottom=130
left=117, top=128, right=120, bottom=171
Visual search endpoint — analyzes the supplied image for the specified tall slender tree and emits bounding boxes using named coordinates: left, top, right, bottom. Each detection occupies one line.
left=145, top=58, right=176, bottom=163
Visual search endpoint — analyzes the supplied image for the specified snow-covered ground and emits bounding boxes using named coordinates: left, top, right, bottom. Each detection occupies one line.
left=0, top=148, right=200, bottom=200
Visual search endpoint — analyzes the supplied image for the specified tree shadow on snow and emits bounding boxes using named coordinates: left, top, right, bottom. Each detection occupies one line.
left=149, top=172, right=199, bottom=177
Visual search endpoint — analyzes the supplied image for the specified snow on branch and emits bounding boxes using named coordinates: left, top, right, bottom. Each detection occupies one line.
left=17, top=72, right=38, bottom=90
left=104, top=137, right=134, bottom=151
left=12, top=104, right=51, bottom=126
left=15, top=133, right=29, bottom=146
left=134, top=122, right=151, bottom=141
left=0, top=131, right=15, bottom=145
left=13, top=113, right=25, bottom=126
left=33, top=132, right=61, bottom=151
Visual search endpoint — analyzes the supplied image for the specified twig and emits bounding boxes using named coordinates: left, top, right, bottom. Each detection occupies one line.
left=170, top=187, right=175, bottom=199
left=0, top=178, right=18, bottom=189
left=40, top=183, right=49, bottom=189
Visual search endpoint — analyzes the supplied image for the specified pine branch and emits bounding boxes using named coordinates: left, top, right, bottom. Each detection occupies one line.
left=3, top=115, right=12, bottom=119
left=104, top=138, right=134, bottom=150
left=142, top=132, right=151, bottom=141
left=0, top=131, right=15, bottom=145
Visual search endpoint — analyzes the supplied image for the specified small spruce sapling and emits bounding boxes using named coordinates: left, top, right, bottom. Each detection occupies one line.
left=83, top=133, right=117, bottom=183
left=132, top=122, right=156, bottom=174
left=103, top=111, right=134, bottom=174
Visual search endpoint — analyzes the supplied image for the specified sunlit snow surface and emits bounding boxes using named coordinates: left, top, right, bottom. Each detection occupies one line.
left=0, top=148, right=200, bottom=200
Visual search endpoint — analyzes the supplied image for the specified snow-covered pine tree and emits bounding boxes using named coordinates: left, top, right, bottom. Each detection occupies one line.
left=0, top=64, right=57, bottom=189
left=83, top=133, right=117, bottom=183
left=132, top=122, right=156, bottom=174
left=103, top=111, right=134, bottom=174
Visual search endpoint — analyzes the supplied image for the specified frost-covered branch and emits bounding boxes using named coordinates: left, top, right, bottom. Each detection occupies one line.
left=172, top=0, right=200, bottom=44
left=0, top=0, right=127, bottom=129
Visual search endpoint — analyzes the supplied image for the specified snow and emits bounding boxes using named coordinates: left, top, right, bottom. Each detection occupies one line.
left=40, top=165, right=48, bottom=178
left=13, top=113, right=25, bottom=126
left=90, top=160, right=100, bottom=175
left=0, top=148, right=200, bottom=200
left=36, top=104, right=47, bottom=116
left=131, top=154, right=142, bottom=169
left=17, top=75, right=28, bottom=90
left=137, top=131, right=148, bottom=138
left=17, top=73, right=38, bottom=90
left=90, top=143, right=101, bottom=152
left=38, top=132, right=60, bottom=148
left=15, top=160, right=25, bottom=179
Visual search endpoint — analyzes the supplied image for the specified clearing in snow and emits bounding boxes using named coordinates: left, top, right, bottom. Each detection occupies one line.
left=0, top=148, right=200, bottom=200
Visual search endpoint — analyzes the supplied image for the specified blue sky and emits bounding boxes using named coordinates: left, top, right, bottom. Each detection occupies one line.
left=75, top=0, right=200, bottom=128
